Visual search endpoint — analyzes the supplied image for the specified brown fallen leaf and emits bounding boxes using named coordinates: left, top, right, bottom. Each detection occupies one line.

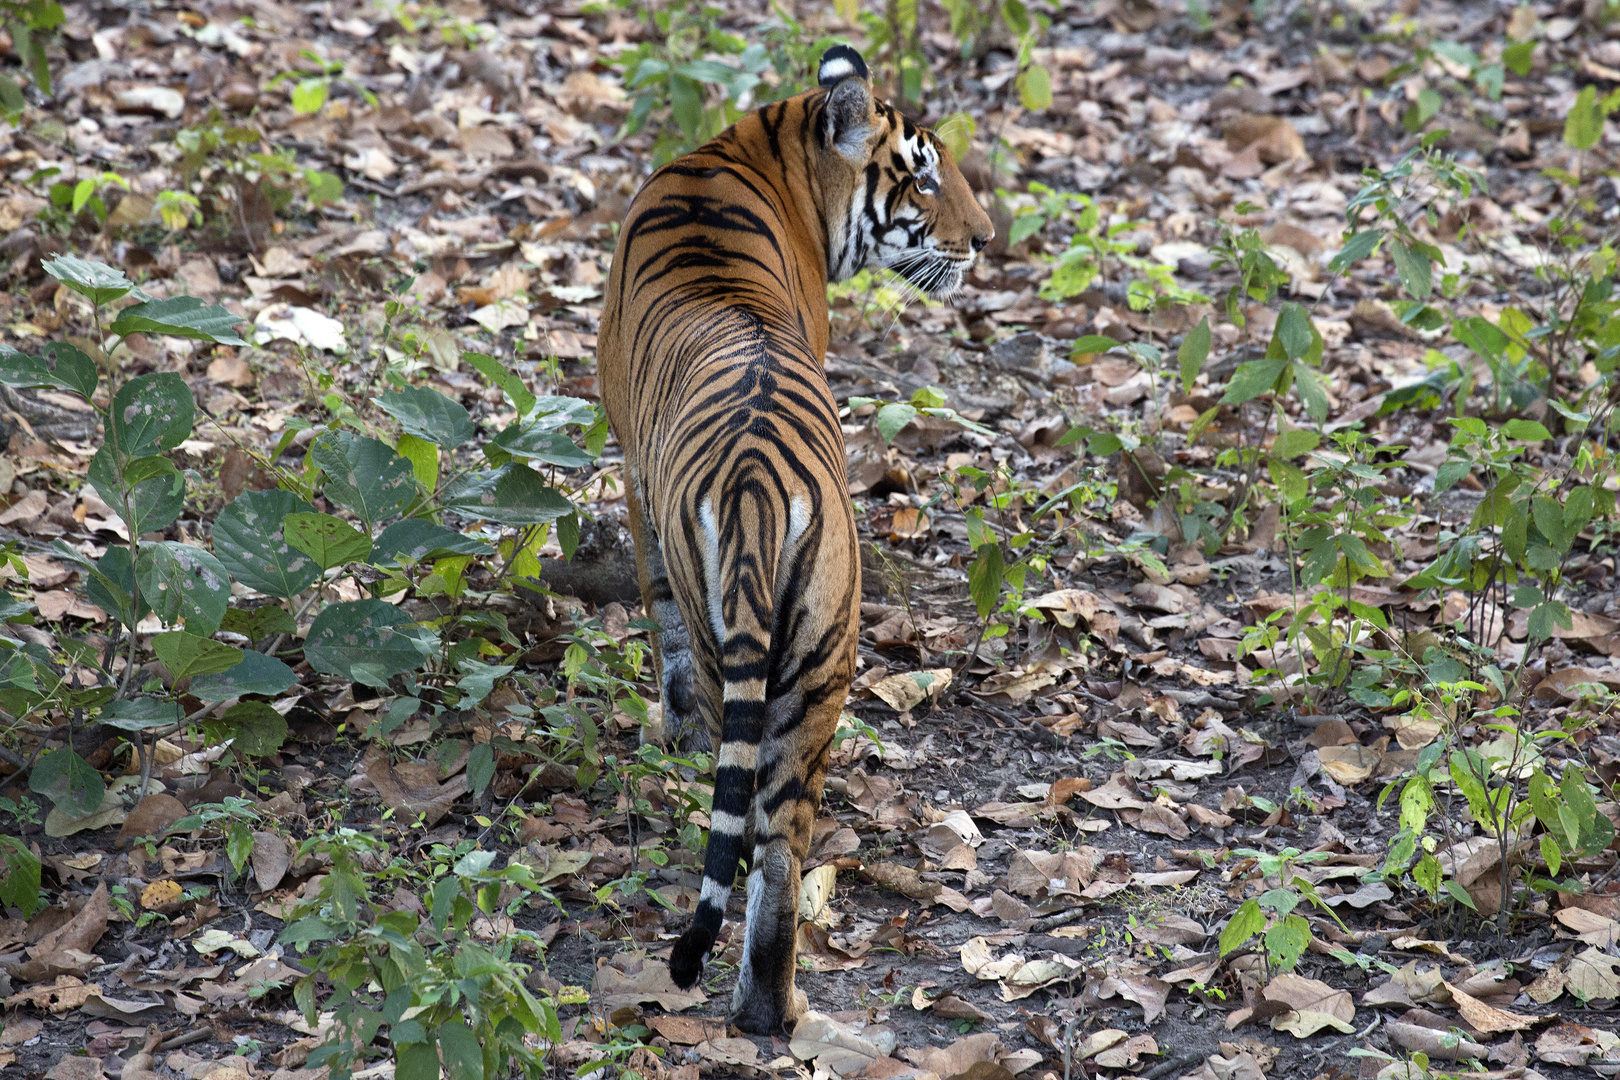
left=9, top=883, right=110, bottom=983
left=900, top=1031, right=1002, bottom=1077
left=251, top=830, right=291, bottom=892
left=789, top=1011, right=896, bottom=1077
left=1262, top=973, right=1355, bottom=1037
left=363, top=744, right=468, bottom=827
left=645, top=1016, right=728, bottom=1045
left=117, top=794, right=189, bottom=845
left=593, top=950, right=707, bottom=1011
left=863, top=861, right=942, bottom=902
left=5, top=974, right=99, bottom=1012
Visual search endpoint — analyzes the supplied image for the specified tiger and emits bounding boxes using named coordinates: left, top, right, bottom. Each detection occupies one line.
left=596, top=44, right=993, bottom=1034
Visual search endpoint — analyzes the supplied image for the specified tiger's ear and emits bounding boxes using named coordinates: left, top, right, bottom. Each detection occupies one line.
left=823, top=70, right=874, bottom=161
left=818, top=45, right=868, bottom=87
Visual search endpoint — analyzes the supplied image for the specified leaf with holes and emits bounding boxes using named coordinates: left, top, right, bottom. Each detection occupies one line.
left=107, top=373, right=195, bottom=462
left=304, top=599, right=437, bottom=682
left=313, top=430, right=419, bottom=527
left=375, top=386, right=477, bottom=450
left=212, top=490, right=321, bottom=600
left=207, top=700, right=288, bottom=756
left=135, top=542, right=231, bottom=636
left=190, top=651, right=297, bottom=703
left=153, top=630, right=244, bottom=679
left=284, top=512, right=373, bottom=570
left=441, top=465, right=574, bottom=526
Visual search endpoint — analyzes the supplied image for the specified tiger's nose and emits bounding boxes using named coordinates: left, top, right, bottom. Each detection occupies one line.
left=970, top=230, right=992, bottom=253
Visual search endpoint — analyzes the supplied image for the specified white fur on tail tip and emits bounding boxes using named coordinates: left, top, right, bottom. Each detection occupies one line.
left=818, top=56, right=856, bottom=84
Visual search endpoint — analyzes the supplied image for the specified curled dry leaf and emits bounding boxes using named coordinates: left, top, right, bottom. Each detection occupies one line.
left=788, top=1011, right=896, bottom=1077
left=1262, top=973, right=1355, bottom=1037
left=595, top=950, right=706, bottom=1011
left=863, top=861, right=942, bottom=902
left=868, top=667, right=953, bottom=712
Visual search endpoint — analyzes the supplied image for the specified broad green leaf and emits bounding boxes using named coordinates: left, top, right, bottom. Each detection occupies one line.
left=1220, top=355, right=1288, bottom=405
left=86, top=544, right=148, bottom=628
left=1527, top=600, right=1572, bottom=642
left=135, top=542, right=231, bottom=636
left=1071, top=334, right=1120, bottom=356
left=1177, top=317, right=1211, bottom=392
left=968, top=543, right=1003, bottom=619
left=153, top=630, right=244, bottom=679
left=283, top=512, right=373, bottom=570
left=397, top=1039, right=440, bottom=1080
left=108, top=296, right=248, bottom=345
left=88, top=444, right=185, bottom=536
left=467, top=743, right=495, bottom=798
left=221, top=605, right=297, bottom=641
left=397, top=433, right=439, bottom=488
left=213, top=490, right=321, bottom=600
left=0, top=836, right=43, bottom=918
left=490, top=425, right=596, bottom=468
left=1327, top=228, right=1384, bottom=273
left=1006, top=214, right=1045, bottom=246
left=372, top=520, right=494, bottom=564
left=99, top=697, right=181, bottom=731
left=1532, top=496, right=1568, bottom=551
left=1502, top=418, right=1551, bottom=442
left=304, top=599, right=437, bottom=682
left=42, top=253, right=132, bottom=306
left=1272, top=428, right=1320, bottom=458
left=1389, top=239, right=1432, bottom=301
left=312, top=430, right=419, bottom=527
left=463, top=352, right=535, bottom=417
left=375, top=386, right=477, bottom=449
left=1017, top=63, right=1052, bottom=111
left=209, top=700, right=287, bottom=756
left=291, top=77, right=327, bottom=115
left=1503, top=40, right=1534, bottom=77
left=1294, top=362, right=1329, bottom=424
left=1564, top=486, right=1595, bottom=535
left=190, top=650, right=297, bottom=702
left=29, top=748, right=104, bottom=818
left=875, top=403, right=917, bottom=444
left=441, top=465, right=575, bottom=526
left=1275, top=303, right=1313, bottom=360
left=0, top=341, right=98, bottom=399
left=1218, top=897, right=1266, bottom=956
left=108, top=372, right=195, bottom=461
left=437, top=1021, right=482, bottom=1080
left=1566, top=85, right=1604, bottom=150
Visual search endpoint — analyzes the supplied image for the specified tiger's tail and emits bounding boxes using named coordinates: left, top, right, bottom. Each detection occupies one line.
left=668, top=498, right=776, bottom=989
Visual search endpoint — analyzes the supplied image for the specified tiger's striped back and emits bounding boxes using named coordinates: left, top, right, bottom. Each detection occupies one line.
left=598, top=45, right=991, bottom=1034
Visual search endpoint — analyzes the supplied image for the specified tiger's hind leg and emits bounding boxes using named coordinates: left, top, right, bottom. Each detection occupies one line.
left=728, top=690, right=842, bottom=1034
left=626, top=484, right=706, bottom=749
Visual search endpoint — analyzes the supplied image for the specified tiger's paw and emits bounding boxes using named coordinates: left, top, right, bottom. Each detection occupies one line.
left=729, top=982, right=807, bottom=1036
left=668, top=926, right=714, bottom=989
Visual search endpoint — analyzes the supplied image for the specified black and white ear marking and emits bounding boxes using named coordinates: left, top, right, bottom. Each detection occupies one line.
left=818, top=45, right=869, bottom=88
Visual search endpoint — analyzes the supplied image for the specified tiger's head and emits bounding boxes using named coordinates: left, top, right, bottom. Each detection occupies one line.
left=813, top=45, right=994, bottom=298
